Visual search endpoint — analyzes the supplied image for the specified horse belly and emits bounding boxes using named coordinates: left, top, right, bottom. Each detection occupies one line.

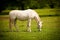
left=18, top=17, right=28, bottom=21
left=17, top=14, right=28, bottom=21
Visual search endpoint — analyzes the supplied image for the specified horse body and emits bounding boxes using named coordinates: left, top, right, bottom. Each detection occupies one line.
left=9, top=9, right=38, bottom=20
left=9, top=9, right=42, bottom=32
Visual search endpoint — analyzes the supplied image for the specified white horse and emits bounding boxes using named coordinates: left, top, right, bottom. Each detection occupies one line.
left=9, top=9, right=42, bottom=32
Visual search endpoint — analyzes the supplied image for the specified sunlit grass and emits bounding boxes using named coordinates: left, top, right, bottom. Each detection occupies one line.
left=35, top=9, right=60, bottom=15
left=0, top=9, right=60, bottom=40
left=0, top=16, right=60, bottom=40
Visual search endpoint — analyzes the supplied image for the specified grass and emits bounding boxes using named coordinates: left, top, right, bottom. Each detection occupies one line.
left=0, top=9, right=60, bottom=40
left=0, top=16, right=60, bottom=40
left=35, top=9, right=60, bottom=16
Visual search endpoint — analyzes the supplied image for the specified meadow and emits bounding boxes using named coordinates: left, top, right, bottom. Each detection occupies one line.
left=0, top=9, right=60, bottom=40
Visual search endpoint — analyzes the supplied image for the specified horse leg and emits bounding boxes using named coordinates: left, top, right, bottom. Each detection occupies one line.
left=40, top=22, right=42, bottom=31
left=27, top=19, right=31, bottom=32
left=14, top=19, right=19, bottom=32
left=9, top=18, right=14, bottom=32
left=38, top=21, right=42, bottom=31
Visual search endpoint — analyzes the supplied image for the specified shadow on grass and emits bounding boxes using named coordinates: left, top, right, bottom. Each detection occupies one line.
left=39, top=15, right=60, bottom=17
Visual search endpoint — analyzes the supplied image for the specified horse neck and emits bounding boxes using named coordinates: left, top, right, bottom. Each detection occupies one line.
left=34, top=15, right=40, bottom=23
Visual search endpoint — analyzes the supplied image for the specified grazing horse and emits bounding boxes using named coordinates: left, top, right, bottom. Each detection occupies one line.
left=9, top=9, right=42, bottom=32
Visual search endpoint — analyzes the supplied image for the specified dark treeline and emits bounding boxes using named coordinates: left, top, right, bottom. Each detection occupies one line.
left=0, top=0, right=60, bottom=12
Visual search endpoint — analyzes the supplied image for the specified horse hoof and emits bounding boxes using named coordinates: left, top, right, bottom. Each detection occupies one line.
left=38, top=29, right=41, bottom=32
left=27, top=30, right=31, bottom=32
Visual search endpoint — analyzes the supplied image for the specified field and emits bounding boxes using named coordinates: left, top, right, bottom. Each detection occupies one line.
left=0, top=9, right=60, bottom=40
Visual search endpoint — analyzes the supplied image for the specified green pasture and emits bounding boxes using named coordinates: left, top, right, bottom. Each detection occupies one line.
left=0, top=16, right=60, bottom=40
left=0, top=9, right=60, bottom=40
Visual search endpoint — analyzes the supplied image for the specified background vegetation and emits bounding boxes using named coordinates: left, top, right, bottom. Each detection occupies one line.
left=0, top=0, right=60, bottom=12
